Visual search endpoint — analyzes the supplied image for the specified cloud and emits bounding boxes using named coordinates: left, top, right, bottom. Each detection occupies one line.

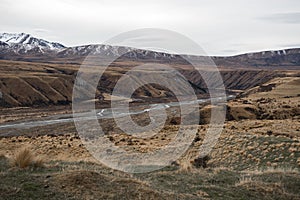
left=1, top=0, right=300, bottom=55
left=34, top=28, right=50, bottom=33
left=221, top=49, right=238, bottom=53
left=280, top=43, right=300, bottom=48
left=259, top=12, right=300, bottom=24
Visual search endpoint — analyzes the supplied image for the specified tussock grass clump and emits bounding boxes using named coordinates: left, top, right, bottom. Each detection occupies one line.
left=9, top=147, right=44, bottom=169
left=177, top=146, right=210, bottom=172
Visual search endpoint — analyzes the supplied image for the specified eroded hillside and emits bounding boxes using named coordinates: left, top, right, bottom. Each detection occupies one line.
left=0, top=59, right=286, bottom=108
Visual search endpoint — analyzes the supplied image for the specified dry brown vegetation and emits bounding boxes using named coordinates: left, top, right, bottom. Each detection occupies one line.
left=9, top=147, right=44, bottom=169
left=0, top=60, right=299, bottom=198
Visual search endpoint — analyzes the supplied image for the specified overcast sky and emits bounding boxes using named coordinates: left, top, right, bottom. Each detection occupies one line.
left=1, top=0, right=300, bottom=56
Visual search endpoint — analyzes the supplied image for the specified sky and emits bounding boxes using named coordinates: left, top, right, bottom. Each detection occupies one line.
left=1, top=0, right=300, bottom=56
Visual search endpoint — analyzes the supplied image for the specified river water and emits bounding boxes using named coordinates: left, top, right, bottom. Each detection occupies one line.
left=0, top=95, right=234, bottom=131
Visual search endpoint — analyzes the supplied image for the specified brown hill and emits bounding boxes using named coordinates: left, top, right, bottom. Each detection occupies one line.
left=0, top=59, right=285, bottom=108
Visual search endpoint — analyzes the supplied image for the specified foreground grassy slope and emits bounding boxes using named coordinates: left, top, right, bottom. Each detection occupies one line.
left=0, top=155, right=299, bottom=200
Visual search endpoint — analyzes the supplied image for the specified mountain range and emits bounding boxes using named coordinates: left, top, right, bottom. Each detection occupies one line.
left=0, top=32, right=300, bottom=69
left=1, top=33, right=298, bottom=107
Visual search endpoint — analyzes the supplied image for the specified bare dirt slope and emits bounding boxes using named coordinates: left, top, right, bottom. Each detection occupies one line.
left=0, top=60, right=76, bottom=107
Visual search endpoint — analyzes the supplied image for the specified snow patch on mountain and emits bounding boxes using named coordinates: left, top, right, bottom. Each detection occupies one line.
left=0, top=33, right=65, bottom=54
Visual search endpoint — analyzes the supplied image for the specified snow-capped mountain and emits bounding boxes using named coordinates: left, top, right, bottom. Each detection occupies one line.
left=0, top=32, right=181, bottom=62
left=0, top=32, right=299, bottom=68
left=57, top=44, right=134, bottom=57
left=56, top=44, right=178, bottom=61
left=0, top=33, right=65, bottom=54
left=213, top=48, right=300, bottom=68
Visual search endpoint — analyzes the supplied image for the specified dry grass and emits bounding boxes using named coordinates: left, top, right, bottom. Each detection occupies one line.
left=235, top=172, right=286, bottom=196
left=235, top=174, right=253, bottom=186
left=9, top=147, right=45, bottom=169
left=261, top=167, right=299, bottom=174
left=177, top=146, right=210, bottom=172
left=178, top=148, right=197, bottom=171
left=33, top=156, right=45, bottom=168
left=236, top=179, right=285, bottom=195
left=242, top=167, right=300, bottom=175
